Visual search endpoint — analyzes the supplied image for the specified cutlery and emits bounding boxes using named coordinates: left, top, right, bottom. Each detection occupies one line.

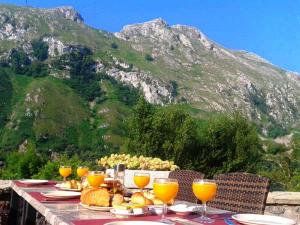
left=224, top=218, right=236, bottom=225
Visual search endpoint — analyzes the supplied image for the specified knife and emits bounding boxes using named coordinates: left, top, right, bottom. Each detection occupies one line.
left=224, top=218, right=237, bottom=225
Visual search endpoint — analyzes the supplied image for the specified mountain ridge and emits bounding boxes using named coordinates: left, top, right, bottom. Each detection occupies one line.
left=0, top=4, right=299, bottom=136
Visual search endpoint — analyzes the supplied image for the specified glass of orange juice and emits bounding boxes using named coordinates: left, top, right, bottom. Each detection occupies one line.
left=59, top=166, right=72, bottom=182
left=133, top=172, right=150, bottom=192
left=87, top=171, right=105, bottom=188
left=153, top=178, right=179, bottom=224
left=192, top=179, right=217, bottom=223
left=77, top=166, right=89, bottom=182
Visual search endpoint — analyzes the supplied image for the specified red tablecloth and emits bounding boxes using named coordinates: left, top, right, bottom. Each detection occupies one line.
left=14, top=180, right=57, bottom=188
left=72, top=213, right=232, bottom=225
left=29, top=192, right=80, bottom=203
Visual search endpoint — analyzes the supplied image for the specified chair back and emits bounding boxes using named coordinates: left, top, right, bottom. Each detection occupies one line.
left=168, top=169, right=204, bottom=203
left=208, top=172, right=270, bottom=214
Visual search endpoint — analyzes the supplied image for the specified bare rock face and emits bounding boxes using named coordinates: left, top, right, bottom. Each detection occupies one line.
left=96, top=58, right=175, bottom=105
left=43, top=37, right=71, bottom=56
left=0, top=9, right=29, bottom=40
left=46, top=6, right=84, bottom=23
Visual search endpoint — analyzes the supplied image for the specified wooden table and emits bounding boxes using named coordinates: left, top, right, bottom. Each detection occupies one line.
left=8, top=181, right=230, bottom=225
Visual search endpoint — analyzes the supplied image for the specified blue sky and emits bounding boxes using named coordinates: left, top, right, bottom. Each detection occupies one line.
left=1, top=0, right=300, bottom=73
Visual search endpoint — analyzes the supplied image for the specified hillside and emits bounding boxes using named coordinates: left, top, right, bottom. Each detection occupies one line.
left=0, top=3, right=300, bottom=155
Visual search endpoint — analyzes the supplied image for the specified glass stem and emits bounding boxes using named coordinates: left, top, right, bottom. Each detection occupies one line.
left=161, top=203, right=167, bottom=221
left=202, top=202, right=207, bottom=218
left=63, top=177, right=66, bottom=182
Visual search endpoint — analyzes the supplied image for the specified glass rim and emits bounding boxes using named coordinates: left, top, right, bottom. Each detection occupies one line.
left=88, top=170, right=105, bottom=175
left=193, top=179, right=216, bottom=184
left=77, top=166, right=89, bottom=169
left=134, top=172, right=150, bottom=176
left=154, top=178, right=178, bottom=183
left=60, top=165, right=71, bottom=168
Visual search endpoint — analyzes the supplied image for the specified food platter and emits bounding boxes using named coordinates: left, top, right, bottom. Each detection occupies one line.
left=54, top=183, right=81, bottom=192
left=110, top=209, right=145, bottom=217
left=80, top=202, right=113, bottom=211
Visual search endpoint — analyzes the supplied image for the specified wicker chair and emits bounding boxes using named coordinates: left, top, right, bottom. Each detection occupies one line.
left=208, top=172, right=270, bottom=214
left=168, top=170, right=205, bottom=203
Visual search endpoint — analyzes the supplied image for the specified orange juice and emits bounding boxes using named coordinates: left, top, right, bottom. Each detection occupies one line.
left=87, top=173, right=105, bottom=188
left=192, top=182, right=217, bottom=203
left=59, top=167, right=72, bottom=178
left=153, top=182, right=179, bottom=203
left=77, top=167, right=89, bottom=177
left=134, top=175, right=150, bottom=188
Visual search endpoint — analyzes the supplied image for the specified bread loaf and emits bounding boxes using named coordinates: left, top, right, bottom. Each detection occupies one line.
left=80, top=188, right=110, bottom=207
left=80, top=188, right=124, bottom=207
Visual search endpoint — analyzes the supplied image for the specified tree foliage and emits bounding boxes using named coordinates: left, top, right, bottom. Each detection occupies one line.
left=125, top=99, right=262, bottom=177
left=0, top=69, right=12, bottom=128
left=53, top=47, right=101, bottom=101
left=31, top=39, right=49, bottom=61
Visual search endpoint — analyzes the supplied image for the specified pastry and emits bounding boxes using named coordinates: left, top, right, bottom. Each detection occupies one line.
left=111, top=194, right=124, bottom=206
left=80, top=188, right=110, bottom=207
left=131, top=192, right=153, bottom=206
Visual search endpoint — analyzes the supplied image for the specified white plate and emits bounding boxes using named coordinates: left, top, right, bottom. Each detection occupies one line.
left=80, top=202, right=112, bottom=211
left=41, top=191, right=81, bottom=199
left=169, top=204, right=200, bottom=215
left=110, top=209, right=144, bottom=216
left=54, top=184, right=81, bottom=192
left=232, top=214, right=296, bottom=225
left=19, top=179, right=48, bottom=185
left=105, top=222, right=166, bottom=225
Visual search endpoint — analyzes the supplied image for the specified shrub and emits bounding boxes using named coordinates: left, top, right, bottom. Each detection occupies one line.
left=98, top=154, right=179, bottom=171
left=145, top=54, right=154, bottom=61
left=111, top=42, right=118, bottom=49
left=31, top=39, right=49, bottom=61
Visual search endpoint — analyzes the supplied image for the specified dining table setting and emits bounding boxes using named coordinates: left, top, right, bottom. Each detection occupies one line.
left=8, top=165, right=297, bottom=225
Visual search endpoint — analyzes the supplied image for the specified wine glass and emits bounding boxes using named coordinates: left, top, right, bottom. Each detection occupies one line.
left=87, top=171, right=105, bottom=188
left=192, top=179, right=217, bottom=224
left=153, top=178, right=179, bottom=224
left=133, top=172, right=150, bottom=192
left=77, top=166, right=89, bottom=182
left=59, top=166, right=72, bottom=182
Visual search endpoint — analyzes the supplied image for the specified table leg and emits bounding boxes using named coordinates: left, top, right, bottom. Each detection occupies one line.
left=23, top=202, right=37, bottom=225
left=8, top=189, right=20, bottom=225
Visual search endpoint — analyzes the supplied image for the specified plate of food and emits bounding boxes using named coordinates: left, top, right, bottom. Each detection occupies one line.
left=55, top=180, right=83, bottom=191
left=80, top=202, right=113, bottom=211
left=111, top=203, right=147, bottom=216
left=80, top=188, right=124, bottom=211
left=18, top=179, right=48, bottom=185
left=41, top=191, right=81, bottom=199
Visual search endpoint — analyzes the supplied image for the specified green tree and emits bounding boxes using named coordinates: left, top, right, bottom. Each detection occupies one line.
left=53, top=47, right=101, bottom=101
left=0, top=141, right=45, bottom=179
left=31, top=39, right=49, bottom=61
left=0, top=69, right=12, bottom=128
left=196, top=113, right=262, bottom=177
left=9, top=48, right=31, bottom=74
left=125, top=98, right=199, bottom=167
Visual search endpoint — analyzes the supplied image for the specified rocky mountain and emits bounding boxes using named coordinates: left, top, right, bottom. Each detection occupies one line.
left=0, top=3, right=300, bottom=143
left=115, top=18, right=300, bottom=132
